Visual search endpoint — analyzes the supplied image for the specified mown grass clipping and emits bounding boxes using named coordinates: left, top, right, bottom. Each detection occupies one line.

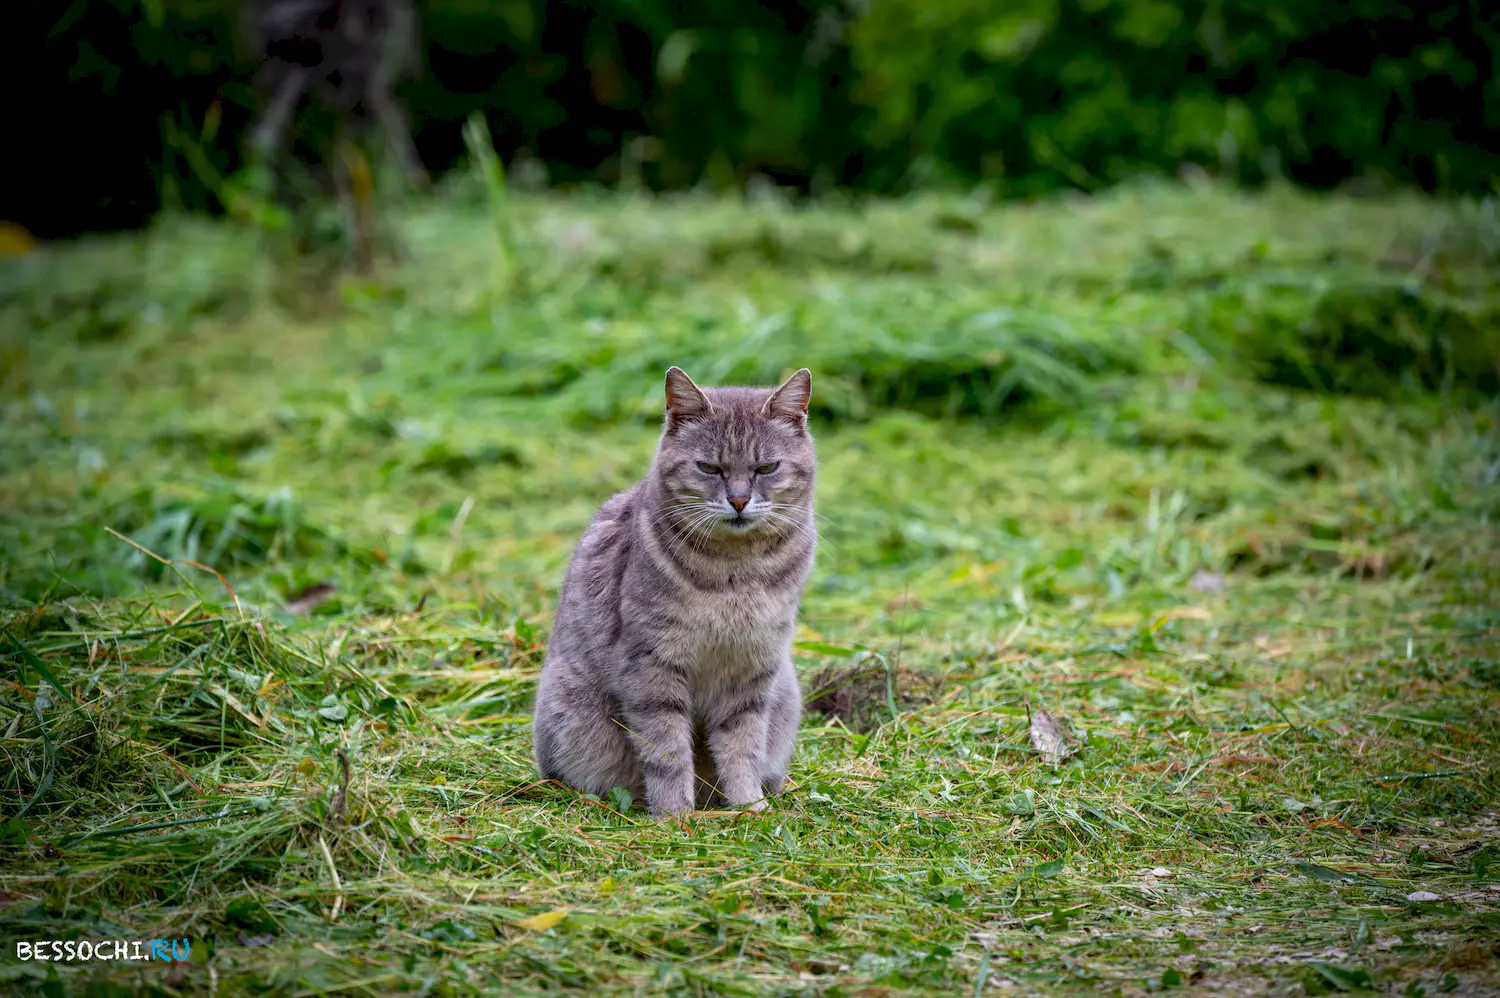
left=2, top=181, right=1499, bottom=996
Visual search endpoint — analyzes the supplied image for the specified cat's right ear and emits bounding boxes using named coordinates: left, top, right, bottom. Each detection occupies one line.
left=664, top=367, right=711, bottom=432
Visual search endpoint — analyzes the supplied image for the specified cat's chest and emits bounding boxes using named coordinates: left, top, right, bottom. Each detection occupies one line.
left=674, top=586, right=792, bottom=661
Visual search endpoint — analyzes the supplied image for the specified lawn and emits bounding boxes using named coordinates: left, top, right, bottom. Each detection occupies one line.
left=1, top=179, right=1498, bottom=997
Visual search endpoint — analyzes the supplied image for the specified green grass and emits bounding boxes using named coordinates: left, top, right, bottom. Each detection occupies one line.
left=2, top=179, right=1499, bottom=997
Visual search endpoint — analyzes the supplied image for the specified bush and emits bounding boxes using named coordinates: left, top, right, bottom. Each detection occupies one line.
left=12, top=0, right=1498, bottom=237
left=848, top=0, right=1500, bottom=195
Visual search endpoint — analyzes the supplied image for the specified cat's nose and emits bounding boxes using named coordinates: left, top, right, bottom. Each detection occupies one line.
left=728, top=496, right=749, bottom=513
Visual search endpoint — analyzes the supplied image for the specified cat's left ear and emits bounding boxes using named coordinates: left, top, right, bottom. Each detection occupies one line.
left=763, top=368, right=812, bottom=429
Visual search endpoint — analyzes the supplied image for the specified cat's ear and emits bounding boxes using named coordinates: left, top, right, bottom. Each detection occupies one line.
left=763, top=368, right=812, bottom=428
left=664, top=366, right=711, bottom=431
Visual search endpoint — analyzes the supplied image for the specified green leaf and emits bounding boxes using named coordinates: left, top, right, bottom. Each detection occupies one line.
left=423, top=918, right=480, bottom=941
left=0, top=818, right=28, bottom=846
left=317, top=696, right=349, bottom=722
left=1004, top=789, right=1036, bottom=815
left=1054, top=547, right=1085, bottom=570
left=608, top=786, right=633, bottom=814
left=1162, top=969, right=1183, bottom=987
left=225, top=898, right=277, bottom=935
left=4, top=632, right=77, bottom=706
left=1296, top=862, right=1359, bottom=884
left=794, top=641, right=864, bottom=657
left=1025, top=858, right=1064, bottom=879
left=806, top=903, right=833, bottom=937
left=1312, top=964, right=1373, bottom=992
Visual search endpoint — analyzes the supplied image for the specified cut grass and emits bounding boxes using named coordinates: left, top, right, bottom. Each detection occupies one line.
left=1, top=181, right=1498, bottom=996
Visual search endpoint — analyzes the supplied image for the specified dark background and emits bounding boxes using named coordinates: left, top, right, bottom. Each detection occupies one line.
left=9, top=0, right=1499, bottom=240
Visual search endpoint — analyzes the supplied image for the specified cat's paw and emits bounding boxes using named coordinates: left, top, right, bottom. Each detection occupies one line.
left=648, top=804, right=693, bottom=819
left=644, top=769, right=695, bottom=817
left=646, top=789, right=695, bottom=818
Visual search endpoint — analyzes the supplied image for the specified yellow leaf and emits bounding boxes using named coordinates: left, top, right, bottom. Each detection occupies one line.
left=432, top=774, right=447, bottom=785
left=598, top=876, right=616, bottom=895
left=0, top=222, right=36, bottom=256
left=209, top=685, right=266, bottom=729
left=295, top=758, right=317, bottom=777
left=514, top=908, right=568, bottom=931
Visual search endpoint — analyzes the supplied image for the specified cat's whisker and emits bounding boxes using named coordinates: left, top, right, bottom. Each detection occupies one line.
left=652, top=501, right=718, bottom=538
left=654, top=499, right=714, bottom=521
left=769, top=503, right=834, bottom=528
left=662, top=513, right=706, bottom=557
left=667, top=508, right=724, bottom=559
left=763, top=513, right=825, bottom=549
left=678, top=518, right=717, bottom=557
left=778, top=522, right=827, bottom=551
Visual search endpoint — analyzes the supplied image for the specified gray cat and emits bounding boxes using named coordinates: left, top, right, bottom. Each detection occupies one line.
left=533, top=367, right=817, bottom=816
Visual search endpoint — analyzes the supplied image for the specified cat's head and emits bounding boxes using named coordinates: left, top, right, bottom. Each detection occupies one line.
left=653, top=367, right=816, bottom=538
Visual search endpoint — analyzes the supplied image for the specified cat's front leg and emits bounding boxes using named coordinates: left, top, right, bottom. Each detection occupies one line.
left=760, top=659, right=801, bottom=796
left=618, top=662, right=697, bottom=816
left=705, top=665, right=775, bottom=811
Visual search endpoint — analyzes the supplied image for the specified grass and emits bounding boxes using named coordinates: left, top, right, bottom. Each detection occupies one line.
left=1, top=177, right=1499, bottom=997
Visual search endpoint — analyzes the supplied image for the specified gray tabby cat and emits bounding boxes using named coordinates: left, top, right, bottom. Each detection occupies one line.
left=533, top=367, right=817, bottom=816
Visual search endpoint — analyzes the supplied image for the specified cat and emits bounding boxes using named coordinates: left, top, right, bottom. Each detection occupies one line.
left=533, top=366, right=817, bottom=816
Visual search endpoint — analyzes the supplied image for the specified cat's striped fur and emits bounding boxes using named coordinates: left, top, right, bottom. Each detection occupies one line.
left=533, top=367, right=816, bottom=815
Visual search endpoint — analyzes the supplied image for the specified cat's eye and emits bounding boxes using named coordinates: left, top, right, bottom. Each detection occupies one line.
left=755, top=462, right=780, bottom=474
left=696, top=462, right=721, bottom=474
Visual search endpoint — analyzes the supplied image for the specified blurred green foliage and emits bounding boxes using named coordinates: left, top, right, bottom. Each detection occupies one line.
left=14, top=0, right=1499, bottom=236
left=849, top=0, right=1499, bottom=194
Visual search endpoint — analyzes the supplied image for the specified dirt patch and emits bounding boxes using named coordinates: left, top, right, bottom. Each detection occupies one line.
left=804, top=664, right=943, bottom=732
